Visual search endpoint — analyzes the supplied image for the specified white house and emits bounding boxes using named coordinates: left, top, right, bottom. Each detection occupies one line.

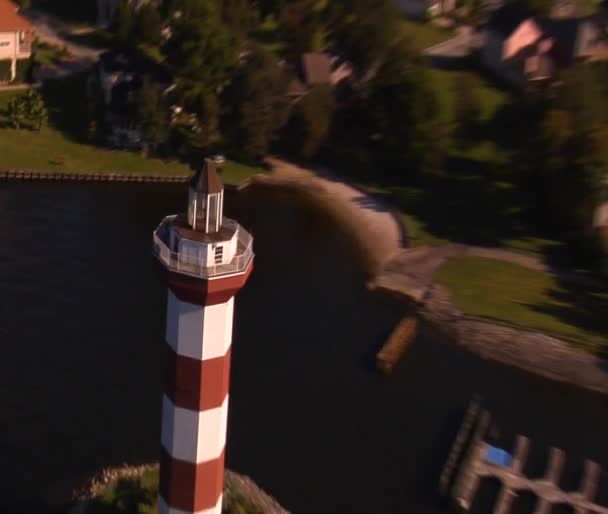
left=0, top=0, right=32, bottom=82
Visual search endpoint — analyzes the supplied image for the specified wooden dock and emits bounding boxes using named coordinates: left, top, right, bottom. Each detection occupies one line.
left=451, top=417, right=605, bottom=514
left=376, top=315, right=418, bottom=375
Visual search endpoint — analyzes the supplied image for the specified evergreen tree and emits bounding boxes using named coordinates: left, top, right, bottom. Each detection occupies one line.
left=283, top=84, right=335, bottom=159
left=165, top=0, right=237, bottom=92
left=135, top=3, right=162, bottom=46
left=221, top=45, right=290, bottom=162
left=136, top=78, right=167, bottom=153
left=112, top=0, right=135, bottom=46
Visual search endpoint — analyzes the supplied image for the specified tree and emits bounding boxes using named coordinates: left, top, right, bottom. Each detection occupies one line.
left=136, top=78, right=167, bottom=153
left=165, top=0, right=238, bottom=92
left=135, top=3, right=162, bottom=46
left=367, top=61, right=444, bottom=174
left=221, top=45, right=290, bottom=162
left=283, top=84, right=335, bottom=159
left=454, top=74, right=481, bottom=143
left=329, top=0, right=403, bottom=80
left=112, top=0, right=135, bottom=46
left=279, top=0, right=328, bottom=57
left=6, top=89, right=47, bottom=130
left=222, top=0, right=259, bottom=52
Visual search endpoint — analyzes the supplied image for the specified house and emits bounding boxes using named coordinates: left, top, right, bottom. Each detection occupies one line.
left=395, top=0, right=456, bottom=18
left=286, top=52, right=353, bottom=101
left=480, top=2, right=608, bottom=84
left=0, top=0, right=33, bottom=82
left=91, top=49, right=172, bottom=148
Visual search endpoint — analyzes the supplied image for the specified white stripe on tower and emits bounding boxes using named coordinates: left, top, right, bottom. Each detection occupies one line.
left=158, top=288, right=236, bottom=514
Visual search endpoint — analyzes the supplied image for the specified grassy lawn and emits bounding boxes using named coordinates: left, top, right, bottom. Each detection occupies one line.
left=0, top=89, right=262, bottom=184
left=399, top=18, right=454, bottom=52
left=436, top=256, right=608, bottom=352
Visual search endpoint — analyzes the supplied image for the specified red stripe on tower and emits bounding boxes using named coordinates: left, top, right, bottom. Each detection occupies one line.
left=153, top=158, right=253, bottom=514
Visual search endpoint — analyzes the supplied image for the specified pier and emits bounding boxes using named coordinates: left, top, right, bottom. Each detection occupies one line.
left=449, top=408, right=605, bottom=514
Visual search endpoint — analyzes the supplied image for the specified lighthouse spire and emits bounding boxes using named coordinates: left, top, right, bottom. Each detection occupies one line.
left=187, top=158, right=225, bottom=234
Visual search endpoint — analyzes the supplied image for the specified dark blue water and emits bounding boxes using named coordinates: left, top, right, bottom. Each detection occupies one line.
left=0, top=182, right=606, bottom=514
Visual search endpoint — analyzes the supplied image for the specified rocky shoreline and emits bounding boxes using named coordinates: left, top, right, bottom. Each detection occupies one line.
left=418, top=283, right=608, bottom=396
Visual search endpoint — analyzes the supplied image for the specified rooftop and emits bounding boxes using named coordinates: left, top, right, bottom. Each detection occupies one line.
left=190, top=158, right=224, bottom=194
left=0, top=0, right=32, bottom=32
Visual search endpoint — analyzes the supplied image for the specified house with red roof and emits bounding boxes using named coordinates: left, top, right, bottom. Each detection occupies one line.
left=0, top=0, right=33, bottom=82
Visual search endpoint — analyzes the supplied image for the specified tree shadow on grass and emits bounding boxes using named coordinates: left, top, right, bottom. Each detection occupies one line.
left=371, top=155, right=544, bottom=248
left=524, top=278, right=608, bottom=357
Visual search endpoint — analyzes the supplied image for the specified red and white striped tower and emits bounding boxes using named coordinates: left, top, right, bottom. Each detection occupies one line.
left=153, top=158, right=254, bottom=514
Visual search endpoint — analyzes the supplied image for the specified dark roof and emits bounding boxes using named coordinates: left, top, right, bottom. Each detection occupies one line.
left=99, top=49, right=173, bottom=84
left=488, top=1, right=535, bottom=35
left=173, top=215, right=236, bottom=243
left=190, top=158, right=224, bottom=194
left=302, top=53, right=332, bottom=85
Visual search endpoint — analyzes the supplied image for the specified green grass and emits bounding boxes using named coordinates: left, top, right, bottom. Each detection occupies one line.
left=0, top=89, right=262, bottom=183
left=436, top=256, right=608, bottom=352
left=399, top=18, right=454, bottom=52
left=86, top=468, right=264, bottom=514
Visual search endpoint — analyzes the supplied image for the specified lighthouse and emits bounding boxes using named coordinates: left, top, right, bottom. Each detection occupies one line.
left=152, top=158, right=254, bottom=514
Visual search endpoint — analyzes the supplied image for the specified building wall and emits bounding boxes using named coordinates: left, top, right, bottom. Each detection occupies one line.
left=504, top=19, right=542, bottom=60
left=0, top=30, right=30, bottom=81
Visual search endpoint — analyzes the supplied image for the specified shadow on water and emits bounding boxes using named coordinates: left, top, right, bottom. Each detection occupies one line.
left=0, top=182, right=607, bottom=514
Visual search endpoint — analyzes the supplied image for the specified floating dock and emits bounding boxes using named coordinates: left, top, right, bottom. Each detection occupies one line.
left=444, top=399, right=604, bottom=514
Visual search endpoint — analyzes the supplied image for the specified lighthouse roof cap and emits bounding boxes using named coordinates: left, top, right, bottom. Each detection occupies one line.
left=190, top=158, right=223, bottom=194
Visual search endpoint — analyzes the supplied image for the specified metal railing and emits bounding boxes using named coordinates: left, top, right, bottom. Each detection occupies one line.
left=153, top=215, right=254, bottom=279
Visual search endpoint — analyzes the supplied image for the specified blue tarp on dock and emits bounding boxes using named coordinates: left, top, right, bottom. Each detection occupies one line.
left=484, top=446, right=513, bottom=467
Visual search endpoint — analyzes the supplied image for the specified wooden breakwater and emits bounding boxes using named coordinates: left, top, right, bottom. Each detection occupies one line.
left=376, top=315, right=419, bottom=375
left=0, top=170, right=190, bottom=183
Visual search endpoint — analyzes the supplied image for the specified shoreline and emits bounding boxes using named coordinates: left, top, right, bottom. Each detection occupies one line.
left=244, top=164, right=608, bottom=397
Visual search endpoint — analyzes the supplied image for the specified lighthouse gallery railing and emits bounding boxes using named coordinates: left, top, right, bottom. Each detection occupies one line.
left=153, top=216, right=254, bottom=279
